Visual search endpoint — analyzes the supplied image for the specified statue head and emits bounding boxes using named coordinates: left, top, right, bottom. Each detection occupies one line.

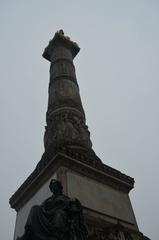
left=49, top=179, right=63, bottom=195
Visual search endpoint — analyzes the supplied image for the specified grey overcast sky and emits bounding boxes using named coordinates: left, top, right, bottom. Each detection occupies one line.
left=1, top=1, right=159, bottom=239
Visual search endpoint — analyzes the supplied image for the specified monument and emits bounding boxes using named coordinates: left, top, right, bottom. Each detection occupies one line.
left=10, top=30, right=147, bottom=240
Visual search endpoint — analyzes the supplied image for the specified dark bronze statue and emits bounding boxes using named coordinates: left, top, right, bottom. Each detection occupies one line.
left=17, top=179, right=88, bottom=240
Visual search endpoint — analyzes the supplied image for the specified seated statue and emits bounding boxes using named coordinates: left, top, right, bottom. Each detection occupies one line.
left=17, top=179, right=88, bottom=240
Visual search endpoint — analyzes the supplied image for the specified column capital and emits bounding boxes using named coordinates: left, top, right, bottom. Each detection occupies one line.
left=43, top=30, right=80, bottom=62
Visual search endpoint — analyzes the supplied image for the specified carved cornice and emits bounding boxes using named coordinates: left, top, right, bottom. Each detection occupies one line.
left=60, top=146, right=134, bottom=186
left=9, top=149, right=134, bottom=211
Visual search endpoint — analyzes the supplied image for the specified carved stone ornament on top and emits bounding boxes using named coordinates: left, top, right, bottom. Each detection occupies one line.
left=17, top=179, right=88, bottom=240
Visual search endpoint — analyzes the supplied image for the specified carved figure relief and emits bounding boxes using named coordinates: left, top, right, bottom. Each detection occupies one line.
left=87, top=223, right=135, bottom=240
left=44, top=110, right=92, bottom=150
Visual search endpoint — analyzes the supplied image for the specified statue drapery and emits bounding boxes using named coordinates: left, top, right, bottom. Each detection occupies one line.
left=17, top=179, right=88, bottom=240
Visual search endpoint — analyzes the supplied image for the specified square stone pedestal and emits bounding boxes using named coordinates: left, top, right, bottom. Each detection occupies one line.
left=10, top=153, right=142, bottom=240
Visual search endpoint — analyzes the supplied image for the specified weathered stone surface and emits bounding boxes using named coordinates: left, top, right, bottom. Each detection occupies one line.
left=67, top=171, right=137, bottom=226
left=43, top=30, right=92, bottom=158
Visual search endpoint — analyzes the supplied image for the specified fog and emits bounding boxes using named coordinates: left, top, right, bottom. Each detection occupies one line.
left=1, top=1, right=159, bottom=239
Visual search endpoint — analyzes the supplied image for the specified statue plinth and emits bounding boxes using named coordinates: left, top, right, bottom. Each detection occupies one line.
left=10, top=151, right=142, bottom=239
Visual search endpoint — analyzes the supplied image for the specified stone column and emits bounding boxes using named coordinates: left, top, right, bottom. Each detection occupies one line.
left=42, top=30, right=92, bottom=158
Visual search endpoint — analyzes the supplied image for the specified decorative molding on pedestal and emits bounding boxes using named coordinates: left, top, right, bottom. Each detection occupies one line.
left=10, top=152, right=134, bottom=211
